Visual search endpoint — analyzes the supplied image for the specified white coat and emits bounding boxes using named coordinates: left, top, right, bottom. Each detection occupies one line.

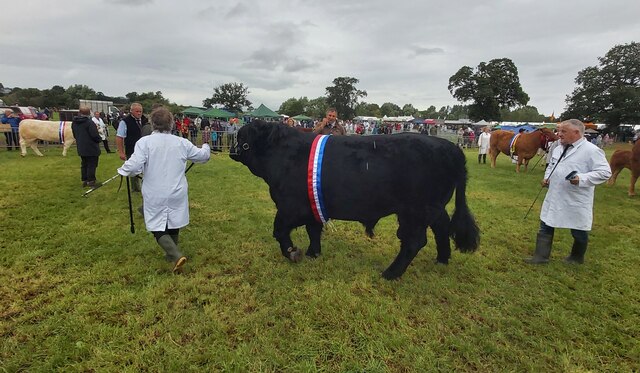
left=92, top=117, right=107, bottom=141
left=540, top=138, right=611, bottom=231
left=117, top=132, right=210, bottom=231
left=477, top=132, right=491, bottom=154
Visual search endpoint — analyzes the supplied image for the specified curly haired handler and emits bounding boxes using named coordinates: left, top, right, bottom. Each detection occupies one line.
left=118, top=107, right=210, bottom=273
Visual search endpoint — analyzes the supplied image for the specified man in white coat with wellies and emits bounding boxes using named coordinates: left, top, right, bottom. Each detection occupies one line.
left=525, top=119, right=611, bottom=264
left=118, top=107, right=210, bottom=273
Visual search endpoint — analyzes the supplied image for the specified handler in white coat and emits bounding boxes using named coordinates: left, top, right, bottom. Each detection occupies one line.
left=477, top=127, right=491, bottom=164
left=525, top=119, right=611, bottom=265
left=118, top=107, right=210, bottom=272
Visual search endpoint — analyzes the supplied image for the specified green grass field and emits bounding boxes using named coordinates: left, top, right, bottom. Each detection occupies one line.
left=1, top=141, right=638, bottom=372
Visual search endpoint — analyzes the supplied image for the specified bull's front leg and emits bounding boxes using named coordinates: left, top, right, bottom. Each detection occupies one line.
left=273, top=211, right=303, bottom=263
left=305, top=222, right=323, bottom=258
left=19, top=137, right=28, bottom=157
left=629, top=172, right=638, bottom=197
left=62, top=141, right=73, bottom=156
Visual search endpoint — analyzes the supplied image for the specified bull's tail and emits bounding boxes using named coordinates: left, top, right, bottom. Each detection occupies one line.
left=449, top=166, right=480, bottom=252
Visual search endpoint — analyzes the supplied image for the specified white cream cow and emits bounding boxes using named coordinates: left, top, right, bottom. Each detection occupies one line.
left=19, top=119, right=75, bottom=156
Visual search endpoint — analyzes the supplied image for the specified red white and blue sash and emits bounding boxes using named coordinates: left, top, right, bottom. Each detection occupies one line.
left=307, top=135, right=330, bottom=223
left=59, top=121, right=66, bottom=144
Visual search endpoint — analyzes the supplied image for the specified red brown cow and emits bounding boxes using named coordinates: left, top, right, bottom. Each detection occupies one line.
left=489, top=128, right=557, bottom=172
left=608, top=140, right=640, bottom=196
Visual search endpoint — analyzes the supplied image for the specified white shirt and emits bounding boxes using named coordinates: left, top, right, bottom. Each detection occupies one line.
left=540, top=138, right=611, bottom=231
left=117, top=132, right=211, bottom=231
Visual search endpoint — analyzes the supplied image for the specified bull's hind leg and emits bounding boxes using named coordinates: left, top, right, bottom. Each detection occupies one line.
left=273, top=211, right=303, bottom=263
left=607, top=166, right=622, bottom=186
left=489, top=148, right=498, bottom=168
left=382, top=214, right=427, bottom=280
left=305, top=222, right=323, bottom=258
left=29, top=140, right=44, bottom=156
left=430, top=209, right=451, bottom=264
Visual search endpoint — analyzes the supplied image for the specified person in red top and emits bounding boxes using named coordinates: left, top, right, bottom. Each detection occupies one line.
left=182, top=117, right=190, bottom=138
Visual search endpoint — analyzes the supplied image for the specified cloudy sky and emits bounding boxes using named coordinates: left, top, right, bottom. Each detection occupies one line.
left=2, top=0, right=638, bottom=116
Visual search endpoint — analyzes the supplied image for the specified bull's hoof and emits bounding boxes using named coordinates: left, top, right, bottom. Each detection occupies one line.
left=287, top=247, right=303, bottom=263
left=305, top=250, right=320, bottom=259
left=434, top=259, right=449, bottom=265
left=381, top=269, right=401, bottom=280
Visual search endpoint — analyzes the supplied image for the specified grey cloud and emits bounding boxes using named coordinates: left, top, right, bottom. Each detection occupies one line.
left=284, top=58, right=318, bottom=73
left=105, top=0, right=153, bottom=5
left=243, top=48, right=285, bottom=70
left=411, top=46, right=445, bottom=57
left=227, top=2, right=251, bottom=17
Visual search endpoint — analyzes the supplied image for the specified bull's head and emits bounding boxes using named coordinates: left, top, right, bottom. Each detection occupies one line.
left=230, top=120, right=289, bottom=177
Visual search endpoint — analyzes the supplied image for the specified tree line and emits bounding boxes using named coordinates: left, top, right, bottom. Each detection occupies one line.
left=2, top=41, right=637, bottom=129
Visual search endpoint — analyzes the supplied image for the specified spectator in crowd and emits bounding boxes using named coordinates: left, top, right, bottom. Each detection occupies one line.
left=226, top=118, right=238, bottom=150
left=468, top=128, right=476, bottom=148
left=313, top=108, right=346, bottom=135
left=189, top=118, right=199, bottom=144
left=525, top=119, right=611, bottom=265
left=202, top=125, right=211, bottom=147
left=477, top=127, right=491, bottom=164
left=1, top=109, right=21, bottom=151
left=457, top=127, right=465, bottom=147
left=92, top=111, right=112, bottom=153
left=116, top=102, right=148, bottom=192
left=71, top=107, right=102, bottom=187
left=117, top=107, right=210, bottom=273
left=181, top=116, right=190, bottom=139
left=201, top=116, right=210, bottom=131
left=210, top=119, right=221, bottom=152
left=286, top=117, right=295, bottom=127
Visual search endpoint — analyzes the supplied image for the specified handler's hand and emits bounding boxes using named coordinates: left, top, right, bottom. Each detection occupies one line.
left=119, top=152, right=126, bottom=161
left=541, top=179, right=550, bottom=187
left=569, top=176, right=579, bottom=185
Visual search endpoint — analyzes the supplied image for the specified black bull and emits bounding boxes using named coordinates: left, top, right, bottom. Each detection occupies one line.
left=231, top=121, right=480, bottom=279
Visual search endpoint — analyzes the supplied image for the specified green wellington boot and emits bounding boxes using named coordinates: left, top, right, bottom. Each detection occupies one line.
left=524, top=232, right=553, bottom=264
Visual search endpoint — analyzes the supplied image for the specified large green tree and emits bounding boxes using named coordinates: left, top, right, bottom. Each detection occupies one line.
left=448, top=58, right=529, bottom=121
left=501, top=105, right=545, bottom=122
left=63, top=84, right=98, bottom=107
left=562, top=42, right=640, bottom=128
left=354, top=102, right=381, bottom=117
left=278, top=97, right=309, bottom=117
left=401, top=103, right=419, bottom=116
left=306, top=96, right=328, bottom=119
left=418, top=105, right=437, bottom=119
left=380, top=102, right=401, bottom=117
left=325, top=77, right=367, bottom=120
left=202, top=82, right=252, bottom=114
left=124, top=91, right=172, bottom=113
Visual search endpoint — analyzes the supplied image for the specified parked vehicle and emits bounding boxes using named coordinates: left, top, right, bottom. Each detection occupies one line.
left=0, top=106, right=36, bottom=119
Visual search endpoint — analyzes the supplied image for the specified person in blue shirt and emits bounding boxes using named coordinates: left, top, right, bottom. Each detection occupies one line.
left=1, top=109, right=21, bottom=151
